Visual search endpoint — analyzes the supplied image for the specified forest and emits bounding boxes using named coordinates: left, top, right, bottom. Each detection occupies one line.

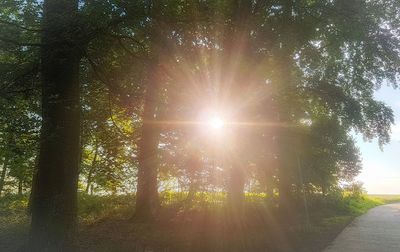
left=1, top=0, right=400, bottom=251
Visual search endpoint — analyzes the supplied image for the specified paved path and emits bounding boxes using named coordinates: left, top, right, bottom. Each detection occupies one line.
left=324, top=203, right=400, bottom=252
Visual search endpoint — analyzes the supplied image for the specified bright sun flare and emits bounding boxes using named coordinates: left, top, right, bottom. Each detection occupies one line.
left=208, top=117, right=224, bottom=129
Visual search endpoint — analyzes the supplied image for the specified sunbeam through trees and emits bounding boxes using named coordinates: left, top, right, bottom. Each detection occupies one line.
left=0, top=0, right=400, bottom=251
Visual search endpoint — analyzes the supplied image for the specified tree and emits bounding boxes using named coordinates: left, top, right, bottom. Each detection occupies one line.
left=0, top=2, right=399, bottom=249
left=0, top=0, right=41, bottom=198
left=28, top=0, right=82, bottom=249
left=133, top=2, right=164, bottom=221
left=135, top=56, right=163, bottom=220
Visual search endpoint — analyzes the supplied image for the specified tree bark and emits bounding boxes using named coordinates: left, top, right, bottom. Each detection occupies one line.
left=134, top=2, right=165, bottom=221
left=135, top=60, right=161, bottom=221
left=276, top=0, right=296, bottom=215
left=224, top=0, right=252, bottom=212
left=28, top=0, right=81, bottom=250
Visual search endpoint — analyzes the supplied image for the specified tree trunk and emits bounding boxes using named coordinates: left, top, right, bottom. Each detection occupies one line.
left=265, top=166, right=274, bottom=200
left=18, top=178, right=23, bottom=197
left=133, top=1, right=166, bottom=222
left=186, top=182, right=197, bottom=203
left=90, top=184, right=94, bottom=195
left=276, top=0, right=295, bottom=215
left=85, top=145, right=98, bottom=194
left=0, top=157, right=8, bottom=197
left=227, top=165, right=245, bottom=213
left=135, top=60, right=161, bottom=221
left=277, top=134, right=293, bottom=211
left=28, top=151, right=40, bottom=214
left=278, top=148, right=292, bottom=212
left=223, top=0, right=252, bottom=215
left=28, top=0, right=81, bottom=250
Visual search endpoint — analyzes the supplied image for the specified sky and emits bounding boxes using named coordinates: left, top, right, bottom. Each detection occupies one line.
left=356, top=85, right=400, bottom=195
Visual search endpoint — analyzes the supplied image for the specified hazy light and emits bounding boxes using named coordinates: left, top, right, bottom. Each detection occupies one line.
left=208, top=116, right=224, bottom=130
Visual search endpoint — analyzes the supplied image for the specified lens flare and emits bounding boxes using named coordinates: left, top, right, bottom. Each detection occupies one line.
left=209, top=117, right=224, bottom=129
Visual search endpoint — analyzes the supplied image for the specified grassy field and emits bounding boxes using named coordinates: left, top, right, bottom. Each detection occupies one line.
left=368, top=194, right=400, bottom=204
left=0, top=193, right=394, bottom=251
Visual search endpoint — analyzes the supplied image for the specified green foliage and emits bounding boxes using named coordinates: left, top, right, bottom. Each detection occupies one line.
left=0, top=95, right=39, bottom=195
left=314, top=191, right=383, bottom=216
left=0, top=0, right=398, bottom=199
left=0, top=194, right=28, bottom=237
left=77, top=193, right=135, bottom=224
left=0, top=194, right=28, bottom=216
left=1, top=1, right=400, bottom=249
left=342, top=195, right=383, bottom=215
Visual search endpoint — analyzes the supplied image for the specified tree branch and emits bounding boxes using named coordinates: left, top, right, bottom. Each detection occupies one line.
left=0, top=19, right=41, bottom=32
left=110, top=34, right=147, bottom=49
left=0, top=36, right=41, bottom=47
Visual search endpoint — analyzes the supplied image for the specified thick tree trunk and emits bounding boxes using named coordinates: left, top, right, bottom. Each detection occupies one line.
left=28, top=0, right=81, bottom=250
left=223, top=0, right=252, bottom=214
left=276, top=94, right=296, bottom=216
left=135, top=61, right=161, bottom=221
left=276, top=0, right=295, bottom=215
left=133, top=1, right=166, bottom=222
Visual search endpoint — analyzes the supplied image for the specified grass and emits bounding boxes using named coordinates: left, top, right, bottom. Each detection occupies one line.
left=341, top=194, right=384, bottom=215
left=368, top=194, right=400, bottom=204
left=78, top=193, right=135, bottom=224
left=0, top=192, right=393, bottom=251
left=0, top=195, right=29, bottom=252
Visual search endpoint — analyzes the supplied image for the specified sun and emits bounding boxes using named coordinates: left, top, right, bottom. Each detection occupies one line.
left=208, top=116, right=224, bottom=130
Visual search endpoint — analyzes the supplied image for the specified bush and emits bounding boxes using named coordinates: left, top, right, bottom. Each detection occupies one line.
left=343, top=182, right=366, bottom=197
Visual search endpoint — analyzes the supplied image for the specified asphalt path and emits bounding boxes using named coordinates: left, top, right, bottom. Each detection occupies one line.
left=324, top=203, right=400, bottom=252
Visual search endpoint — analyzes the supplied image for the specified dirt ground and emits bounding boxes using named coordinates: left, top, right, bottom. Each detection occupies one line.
left=0, top=211, right=349, bottom=252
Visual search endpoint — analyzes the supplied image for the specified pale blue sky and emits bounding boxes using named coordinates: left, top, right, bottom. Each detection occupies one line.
left=356, top=85, right=400, bottom=194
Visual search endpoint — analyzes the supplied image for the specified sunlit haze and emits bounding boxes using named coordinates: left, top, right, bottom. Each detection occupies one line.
left=4, top=1, right=400, bottom=251
left=208, top=116, right=224, bottom=130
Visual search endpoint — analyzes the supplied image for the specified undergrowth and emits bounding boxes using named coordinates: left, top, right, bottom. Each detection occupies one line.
left=0, top=192, right=396, bottom=251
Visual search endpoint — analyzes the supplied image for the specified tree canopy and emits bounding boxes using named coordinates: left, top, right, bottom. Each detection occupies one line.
left=0, top=0, right=399, bottom=250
